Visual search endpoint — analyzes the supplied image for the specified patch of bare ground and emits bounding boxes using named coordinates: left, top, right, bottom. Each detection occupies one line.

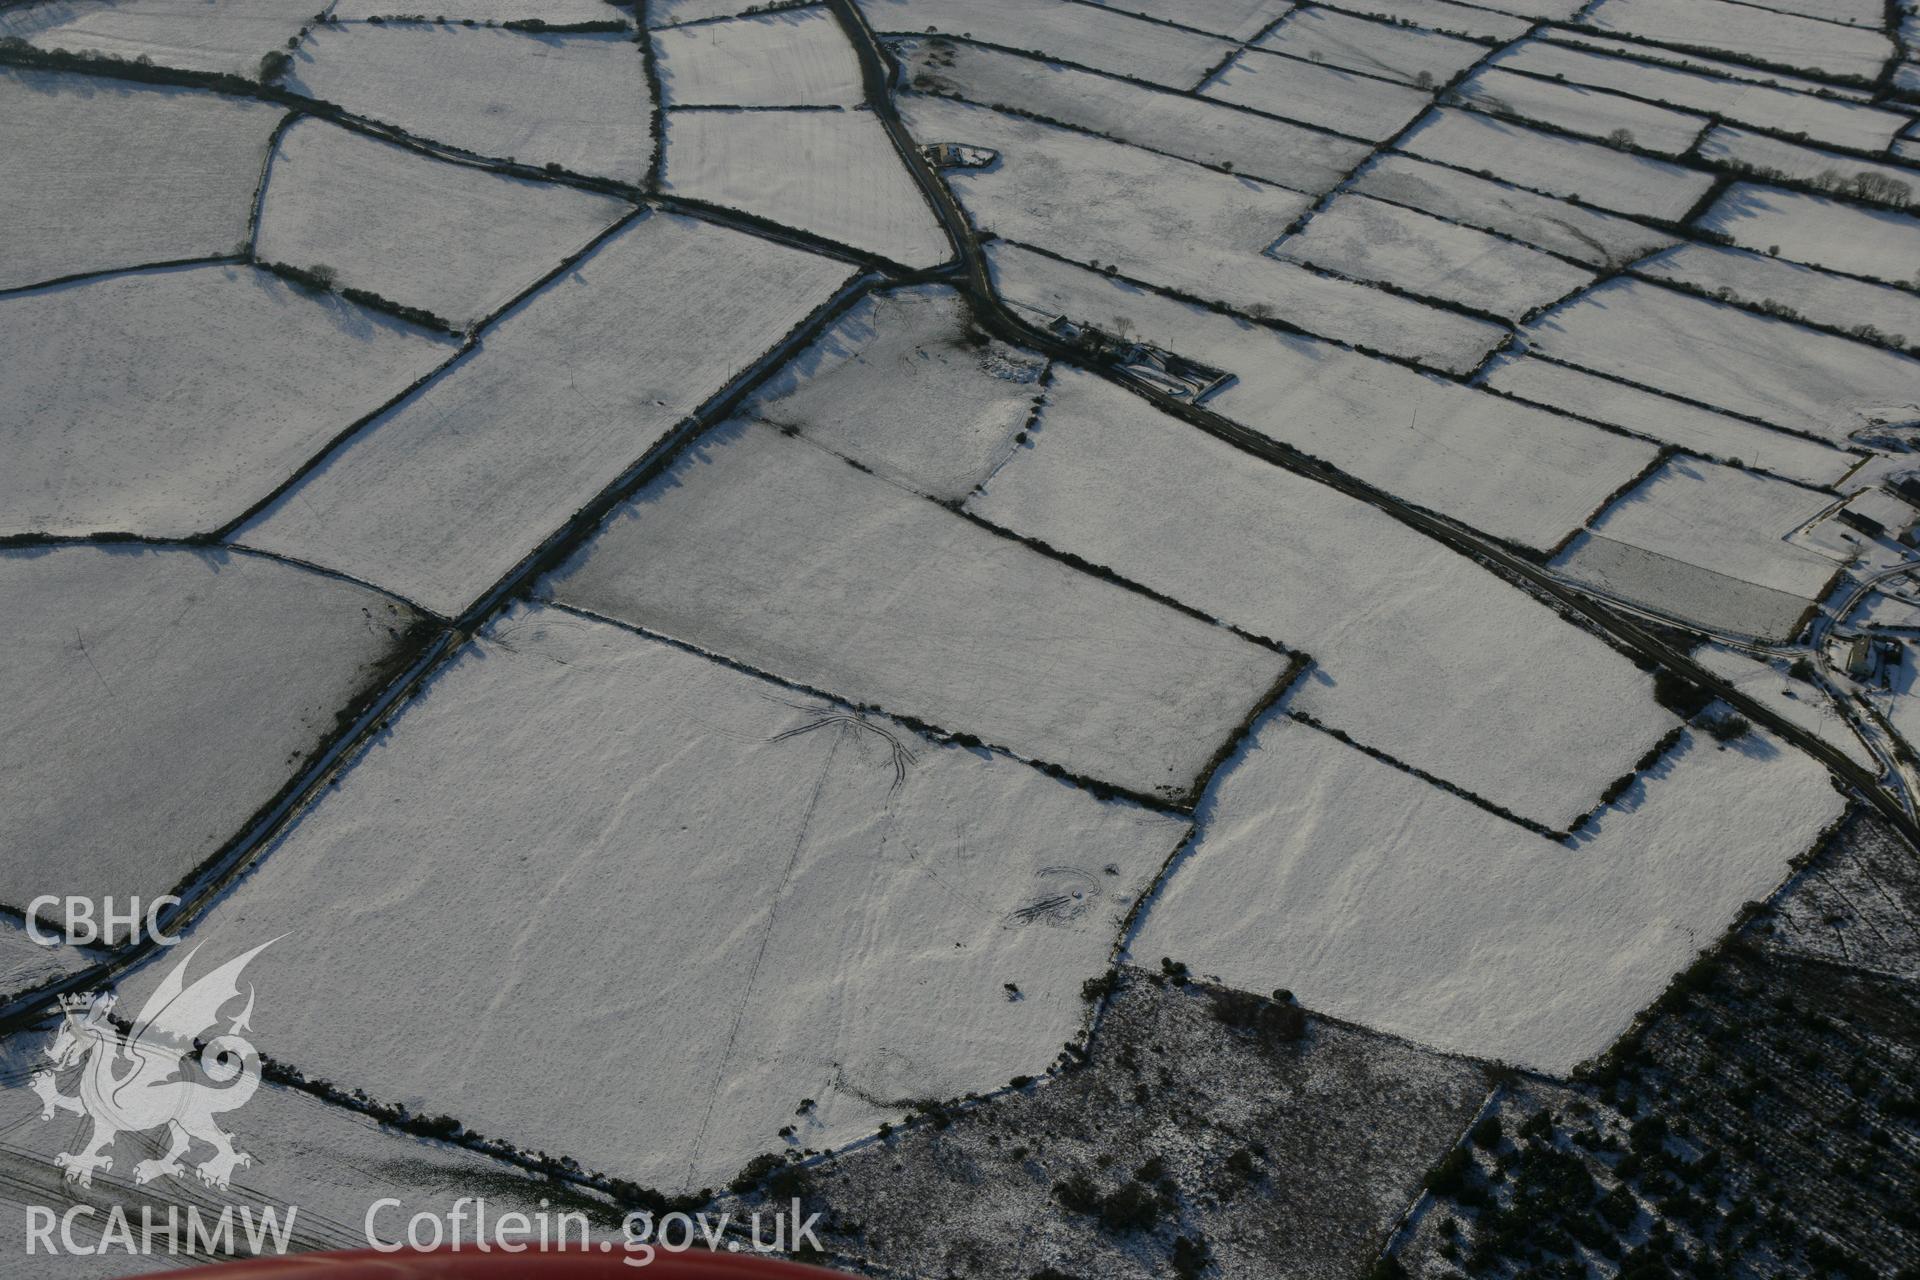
left=731, top=966, right=1488, bottom=1279
left=1754, top=810, right=1920, bottom=982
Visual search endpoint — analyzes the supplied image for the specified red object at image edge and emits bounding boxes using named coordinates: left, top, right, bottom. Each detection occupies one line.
left=152, top=1247, right=856, bottom=1278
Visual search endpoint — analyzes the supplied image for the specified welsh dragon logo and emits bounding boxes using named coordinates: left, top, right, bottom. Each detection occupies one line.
left=29, top=941, right=275, bottom=1191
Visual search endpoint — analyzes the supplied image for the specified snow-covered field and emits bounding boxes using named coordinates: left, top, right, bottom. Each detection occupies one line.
left=0, top=0, right=315, bottom=77
left=744, top=285, right=1047, bottom=502
left=1554, top=458, right=1842, bottom=638
left=1086, top=0, right=1294, bottom=41
left=1315, top=0, right=1531, bottom=41
left=1271, top=192, right=1593, bottom=318
left=0, top=919, right=89, bottom=1001
left=548, top=420, right=1291, bottom=802
left=0, top=69, right=283, bottom=292
left=0, top=263, right=459, bottom=539
left=1852, top=584, right=1920, bottom=628
left=1488, top=38, right=1912, bottom=152
left=1634, top=243, right=1920, bottom=352
left=1396, top=108, right=1717, bottom=221
left=254, top=119, right=633, bottom=330
left=858, top=0, right=1234, bottom=88
left=0, top=543, right=423, bottom=912
left=904, top=96, right=1310, bottom=259
left=289, top=24, right=655, bottom=183
left=1348, top=153, right=1679, bottom=268
left=1257, top=6, right=1485, bottom=86
left=1581, top=0, right=1896, bottom=82
left=662, top=108, right=951, bottom=267
left=969, top=368, right=1673, bottom=829
left=5, top=0, right=1918, bottom=1265
left=1697, top=126, right=1920, bottom=210
left=989, top=242, right=1657, bottom=549
left=1201, top=47, right=1433, bottom=141
left=1874, top=654, right=1920, bottom=767
left=1548, top=28, right=1880, bottom=96
left=648, top=0, right=769, bottom=26
left=1458, top=0, right=1585, bottom=18
left=1133, top=714, right=1845, bottom=1073
left=912, top=99, right=1507, bottom=372
left=1525, top=279, right=1920, bottom=443
left=653, top=7, right=862, bottom=107
left=893, top=36, right=1371, bottom=193
left=332, top=0, right=628, bottom=19
left=1451, top=67, right=1710, bottom=157
left=1751, top=0, right=1887, bottom=26
left=115, top=602, right=1189, bottom=1188
left=1580, top=459, right=1843, bottom=600
left=1555, top=536, right=1826, bottom=640
left=1481, top=355, right=1864, bottom=487
left=1698, top=184, right=1920, bottom=289
left=236, top=212, right=855, bottom=616
left=0, top=1035, right=624, bottom=1255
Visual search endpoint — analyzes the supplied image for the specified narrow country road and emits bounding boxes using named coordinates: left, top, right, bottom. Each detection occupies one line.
left=825, top=0, right=1920, bottom=850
